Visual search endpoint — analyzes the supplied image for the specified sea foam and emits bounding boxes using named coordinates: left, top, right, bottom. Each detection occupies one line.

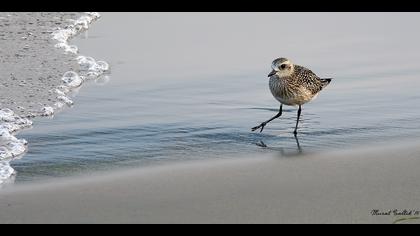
left=0, top=108, right=31, bottom=173
left=0, top=161, right=15, bottom=185
left=50, top=12, right=110, bottom=114
left=0, top=12, right=110, bottom=185
left=52, top=12, right=100, bottom=55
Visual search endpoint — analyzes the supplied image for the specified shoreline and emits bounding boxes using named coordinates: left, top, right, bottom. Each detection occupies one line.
left=2, top=13, right=420, bottom=224
left=0, top=12, right=109, bottom=184
left=1, top=141, right=420, bottom=223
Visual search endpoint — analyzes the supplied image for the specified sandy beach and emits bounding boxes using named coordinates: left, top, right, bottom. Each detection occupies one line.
left=0, top=12, right=82, bottom=117
left=2, top=12, right=420, bottom=224
left=1, top=142, right=420, bottom=224
left=0, top=12, right=109, bottom=183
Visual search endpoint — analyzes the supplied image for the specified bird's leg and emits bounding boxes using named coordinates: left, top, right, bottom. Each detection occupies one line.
left=293, top=105, right=302, bottom=135
left=252, top=105, right=283, bottom=133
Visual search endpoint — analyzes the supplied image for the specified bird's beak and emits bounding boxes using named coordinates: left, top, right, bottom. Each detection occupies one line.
left=268, top=70, right=276, bottom=77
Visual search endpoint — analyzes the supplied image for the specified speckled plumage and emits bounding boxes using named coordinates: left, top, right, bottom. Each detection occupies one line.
left=269, top=64, right=331, bottom=106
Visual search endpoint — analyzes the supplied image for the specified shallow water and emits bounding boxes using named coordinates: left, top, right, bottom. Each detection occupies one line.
left=11, top=12, right=420, bottom=182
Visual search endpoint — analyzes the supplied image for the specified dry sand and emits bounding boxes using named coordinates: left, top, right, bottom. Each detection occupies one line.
left=0, top=142, right=419, bottom=224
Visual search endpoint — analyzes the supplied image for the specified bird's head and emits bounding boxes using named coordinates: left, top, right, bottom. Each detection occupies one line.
left=268, top=57, right=294, bottom=78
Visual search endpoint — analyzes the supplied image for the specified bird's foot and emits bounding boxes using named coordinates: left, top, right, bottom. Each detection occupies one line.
left=251, top=122, right=266, bottom=133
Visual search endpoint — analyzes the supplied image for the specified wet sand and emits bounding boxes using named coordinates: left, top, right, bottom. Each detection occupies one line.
left=0, top=12, right=82, bottom=117
left=0, top=12, right=108, bottom=183
left=2, top=13, right=420, bottom=224
left=1, top=142, right=420, bottom=224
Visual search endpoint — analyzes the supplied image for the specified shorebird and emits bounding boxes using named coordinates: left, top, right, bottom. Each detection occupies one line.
left=252, top=57, right=332, bottom=135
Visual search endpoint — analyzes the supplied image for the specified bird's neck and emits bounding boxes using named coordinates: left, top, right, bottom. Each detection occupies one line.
left=276, top=69, right=294, bottom=78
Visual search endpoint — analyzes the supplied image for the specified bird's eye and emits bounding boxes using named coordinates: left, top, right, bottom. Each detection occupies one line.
left=280, top=64, right=286, bottom=69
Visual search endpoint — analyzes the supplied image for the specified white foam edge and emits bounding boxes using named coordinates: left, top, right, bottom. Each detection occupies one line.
left=0, top=161, right=16, bottom=186
left=0, top=12, right=109, bottom=185
left=51, top=12, right=101, bottom=55
left=0, top=108, right=32, bottom=184
left=51, top=12, right=110, bottom=115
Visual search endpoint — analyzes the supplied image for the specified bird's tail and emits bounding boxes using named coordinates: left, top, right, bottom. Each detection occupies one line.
left=320, top=78, right=332, bottom=88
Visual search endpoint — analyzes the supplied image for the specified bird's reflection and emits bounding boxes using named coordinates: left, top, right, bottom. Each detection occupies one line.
left=256, top=134, right=303, bottom=157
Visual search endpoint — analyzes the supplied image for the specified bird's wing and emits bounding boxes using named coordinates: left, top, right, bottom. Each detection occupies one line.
left=294, top=65, right=329, bottom=94
left=294, top=65, right=319, bottom=80
left=319, top=78, right=332, bottom=89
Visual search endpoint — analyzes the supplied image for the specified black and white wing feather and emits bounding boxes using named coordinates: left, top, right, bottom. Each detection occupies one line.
left=293, top=65, right=332, bottom=94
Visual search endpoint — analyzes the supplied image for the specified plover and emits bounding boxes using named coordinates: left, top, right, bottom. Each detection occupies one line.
left=252, top=57, right=332, bottom=135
